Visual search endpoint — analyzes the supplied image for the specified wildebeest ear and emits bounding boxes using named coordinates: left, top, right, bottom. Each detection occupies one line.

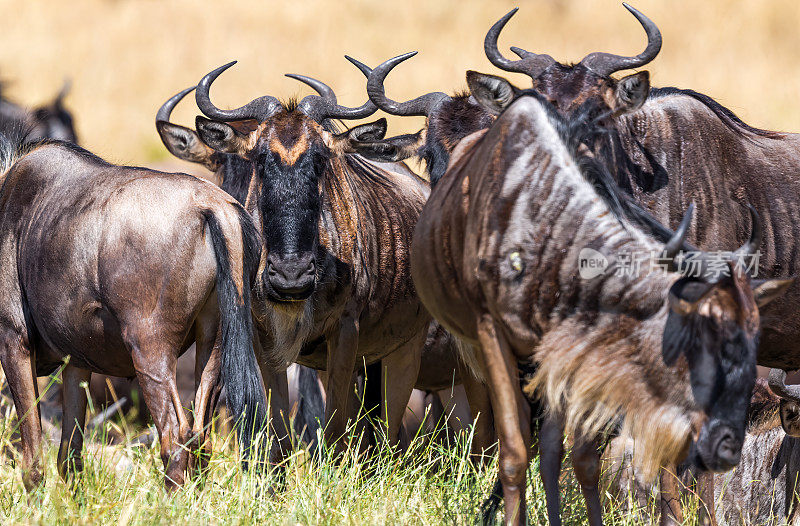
left=346, top=118, right=387, bottom=142
left=752, top=278, right=795, bottom=308
left=195, top=116, right=250, bottom=155
left=329, top=118, right=388, bottom=156
left=613, top=71, right=650, bottom=114
left=780, top=399, right=800, bottom=437
left=348, top=131, right=423, bottom=162
left=156, top=121, right=219, bottom=172
left=466, top=71, right=518, bottom=115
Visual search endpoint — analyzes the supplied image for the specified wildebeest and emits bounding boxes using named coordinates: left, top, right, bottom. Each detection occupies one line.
left=0, top=125, right=265, bottom=490
left=0, top=79, right=77, bottom=143
left=357, top=5, right=797, bottom=522
left=155, top=82, right=495, bottom=457
left=715, top=372, right=800, bottom=525
left=383, top=73, right=785, bottom=524
left=189, top=59, right=432, bottom=452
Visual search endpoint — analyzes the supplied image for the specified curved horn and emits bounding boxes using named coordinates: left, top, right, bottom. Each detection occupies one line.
left=768, top=369, right=800, bottom=404
left=345, top=55, right=372, bottom=78
left=664, top=203, right=694, bottom=271
left=286, top=74, right=337, bottom=104
left=484, top=8, right=555, bottom=78
left=732, top=204, right=762, bottom=266
left=196, top=61, right=281, bottom=122
left=367, top=52, right=449, bottom=117
left=580, top=3, right=662, bottom=77
left=286, top=57, right=377, bottom=123
left=155, top=86, right=196, bottom=124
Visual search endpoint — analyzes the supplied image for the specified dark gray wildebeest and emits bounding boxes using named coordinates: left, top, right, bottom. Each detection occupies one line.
left=156, top=87, right=326, bottom=448
left=189, top=59, right=434, bottom=454
left=357, top=5, right=797, bottom=523
left=355, top=69, right=790, bottom=523
left=0, top=79, right=77, bottom=143
left=0, top=125, right=266, bottom=490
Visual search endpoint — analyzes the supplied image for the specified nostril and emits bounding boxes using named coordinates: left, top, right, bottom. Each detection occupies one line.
left=715, top=433, right=741, bottom=468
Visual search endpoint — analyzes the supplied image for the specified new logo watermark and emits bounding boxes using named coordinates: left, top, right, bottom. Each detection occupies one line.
left=578, top=248, right=609, bottom=279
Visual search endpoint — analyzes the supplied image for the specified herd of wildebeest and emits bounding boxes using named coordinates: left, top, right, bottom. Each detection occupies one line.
left=5, top=3, right=800, bottom=525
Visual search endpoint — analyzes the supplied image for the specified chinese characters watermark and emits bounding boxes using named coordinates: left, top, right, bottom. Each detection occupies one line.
left=578, top=248, right=760, bottom=280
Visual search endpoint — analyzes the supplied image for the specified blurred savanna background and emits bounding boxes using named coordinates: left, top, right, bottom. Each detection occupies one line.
left=0, top=0, right=798, bottom=175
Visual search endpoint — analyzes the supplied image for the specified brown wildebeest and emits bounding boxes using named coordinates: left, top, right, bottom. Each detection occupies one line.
left=480, top=5, right=800, bottom=523
left=189, top=59, right=432, bottom=453
left=0, top=125, right=266, bottom=490
left=394, top=82, right=785, bottom=524
left=155, top=83, right=493, bottom=456
left=358, top=5, right=798, bottom=522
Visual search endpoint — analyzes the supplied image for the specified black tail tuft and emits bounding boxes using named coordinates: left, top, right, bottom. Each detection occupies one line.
left=205, top=207, right=266, bottom=468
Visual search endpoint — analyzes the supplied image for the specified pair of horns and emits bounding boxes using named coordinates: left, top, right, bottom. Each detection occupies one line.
left=663, top=204, right=762, bottom=281
left=367, top=3, right=661, bottom=120
left=157, top=57, right=378, bottom=125
left=486, top=3, right=661, bottom=79
left=195, top=57, right=376, bottom=123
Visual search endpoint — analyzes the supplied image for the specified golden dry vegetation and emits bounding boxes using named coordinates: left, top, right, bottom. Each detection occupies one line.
left=0, top=0, right=798, bottom=174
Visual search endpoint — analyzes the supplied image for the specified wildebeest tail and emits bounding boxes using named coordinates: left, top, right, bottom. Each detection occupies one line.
left=204, top=206, right=266, bottom=468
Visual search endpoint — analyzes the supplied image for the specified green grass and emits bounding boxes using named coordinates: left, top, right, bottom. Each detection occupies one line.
left=0, top=397, right=704, bottom=526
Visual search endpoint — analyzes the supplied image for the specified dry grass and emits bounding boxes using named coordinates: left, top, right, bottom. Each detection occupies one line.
left=0, top=0, right=798, bottom=171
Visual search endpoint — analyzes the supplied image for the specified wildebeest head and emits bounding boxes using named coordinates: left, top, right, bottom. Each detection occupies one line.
left=484, top=4, right=656, bottom=119
left=352, top=51, right=494, bottom=184
left=663, top=265, right=790, bottom=472
left=193, top=60, right=384, bottom=303
left=767, top=369, right=800, bottom=437
left=30, top=80, right=77, bottom=143
left=353, top=4, right=657, bottom=184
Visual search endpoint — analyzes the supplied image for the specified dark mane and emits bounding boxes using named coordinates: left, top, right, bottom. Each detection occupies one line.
left=650, top=87, right=784, bottom=139
left=341, top=154, right=393, bottom=188
left=519, top=90, right=689, bottom=247
left=219, top=154, right=253, bottom=205
left=282, top=97, right=299, bottom=112
left=425, top=92, right=494, bottom=185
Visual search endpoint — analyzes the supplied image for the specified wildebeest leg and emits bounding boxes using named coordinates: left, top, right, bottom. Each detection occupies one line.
left=659, top=467, right=684, bottom=526
left=262, top=367, right=292, bottom=462
left=0, top=331, right=44, bottom=490
left=381, top=332, right=424, bottom=446
left=539, top=412, right=564, bottom=526
left=477, top=315, right=531, bottom=525
left=129, top=341, right=190, bottom=490
left=253, top=327, right=292, bottom=463
left=572, top=434, right=603, bottom=526
left=57, top=364, right=91, bottom=480
left=462, top=368, right=495, bottom=464
left=325, top=315, right=359, bottom=455
left=695, top=471, right=716, bottom=526
left=191, top=314, right=222, bottom=475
